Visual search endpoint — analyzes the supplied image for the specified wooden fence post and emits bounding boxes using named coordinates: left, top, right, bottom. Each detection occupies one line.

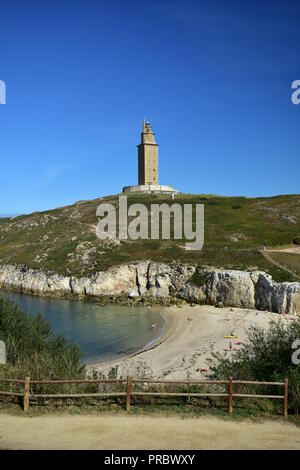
left=228, top=377, right=233, bottom=414
left=284, top=378, right=288, bottom=418
left=126, top=376, right=131, bottom=412
left=24, top=376, right=30, bottom=414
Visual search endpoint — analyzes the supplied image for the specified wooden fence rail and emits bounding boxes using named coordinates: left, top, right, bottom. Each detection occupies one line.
left=0, top=376, right=288, bottom=417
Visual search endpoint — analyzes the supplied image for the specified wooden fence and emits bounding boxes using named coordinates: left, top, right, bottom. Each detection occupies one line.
left=0, top=376, right=289, bottom=416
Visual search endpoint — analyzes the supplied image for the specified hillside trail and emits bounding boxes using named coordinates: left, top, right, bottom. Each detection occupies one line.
left=268, top=246, right=300, bottom=255
left=1, top=413, right=300, bottom=450
left=260, top=250, right=300, bottom=281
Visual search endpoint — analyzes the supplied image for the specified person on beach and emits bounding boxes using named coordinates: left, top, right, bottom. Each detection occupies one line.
left=229, top=341, right=232, bottom=352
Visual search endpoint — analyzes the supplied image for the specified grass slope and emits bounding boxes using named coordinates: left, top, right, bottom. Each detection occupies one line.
left=0, top=193, right=300, bottom=282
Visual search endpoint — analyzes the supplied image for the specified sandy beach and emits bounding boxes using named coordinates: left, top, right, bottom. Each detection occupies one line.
left=89, top=305, right=296, bottom=380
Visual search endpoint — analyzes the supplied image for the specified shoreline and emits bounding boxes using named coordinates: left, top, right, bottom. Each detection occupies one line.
left=86, top=308, right=176, bottom=370
left=89, top=304, right=296, bottom=380
left=0, top=284, right=182, bottom=308
left=0, top=288, right=169, bottom=367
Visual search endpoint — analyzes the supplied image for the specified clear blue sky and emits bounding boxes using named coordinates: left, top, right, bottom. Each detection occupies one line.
left=0, top=0, right=299, bottom=213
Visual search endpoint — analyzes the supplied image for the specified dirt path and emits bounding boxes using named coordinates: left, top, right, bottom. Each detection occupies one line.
left=268, top=247, right=300, bottom=255
left=260, top=250, right=300, bottom=281
left=0, top=413, right=299, bottom=450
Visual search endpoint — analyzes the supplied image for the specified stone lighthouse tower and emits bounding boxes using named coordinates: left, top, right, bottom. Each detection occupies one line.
left=122, top=118, right=179, bottom=194
left=138, top=118, right=159, bottom=185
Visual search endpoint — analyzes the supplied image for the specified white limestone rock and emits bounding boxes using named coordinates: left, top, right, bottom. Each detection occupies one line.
left=206, top=269, right=256, bottom=309
left=136, top=261, right=150, bottom=296
left=177, top=283, right=206, bottom=303
left=0, top=262, right=299, bottom=314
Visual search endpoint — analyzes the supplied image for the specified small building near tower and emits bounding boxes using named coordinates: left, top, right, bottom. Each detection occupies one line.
left=123, top=118, right=179, bottom=194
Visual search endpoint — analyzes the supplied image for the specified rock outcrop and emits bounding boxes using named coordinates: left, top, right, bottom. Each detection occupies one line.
left=205, top=270, right=256, bottom=309
left=0, top=262, right=299, bottom=315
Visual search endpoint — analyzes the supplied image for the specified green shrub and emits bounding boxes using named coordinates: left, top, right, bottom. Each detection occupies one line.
left=0, top=296, right=85, bottom=380
left=232, top=205, right=242, bottom=209
left=294, top=236, right=300, bottom=245
left=190, top=270, right=206, bottom=287
left=208, top=319, right=300, bottom=413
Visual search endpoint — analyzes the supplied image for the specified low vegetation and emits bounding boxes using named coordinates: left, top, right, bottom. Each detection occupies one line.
left=267, top=252, right=300, bottom=278
left=209, top=319, right=300, bottom=414
left=0, top=193, right=300, bottom=282
left=0, top=297, right=85, bottom=381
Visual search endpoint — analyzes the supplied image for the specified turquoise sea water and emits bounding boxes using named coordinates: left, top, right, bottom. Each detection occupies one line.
left=0, top=290, right=166, bottom=364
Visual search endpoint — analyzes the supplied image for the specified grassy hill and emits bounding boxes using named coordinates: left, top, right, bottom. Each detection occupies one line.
left=0, top=193, right=300, bottom=282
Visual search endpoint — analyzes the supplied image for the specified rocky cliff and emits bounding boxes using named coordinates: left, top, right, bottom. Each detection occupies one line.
left=0, top=262, right=299, bottom=315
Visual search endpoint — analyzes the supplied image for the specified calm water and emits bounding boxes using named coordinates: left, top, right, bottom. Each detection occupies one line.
left=0, top=290, right=166, bottom=364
